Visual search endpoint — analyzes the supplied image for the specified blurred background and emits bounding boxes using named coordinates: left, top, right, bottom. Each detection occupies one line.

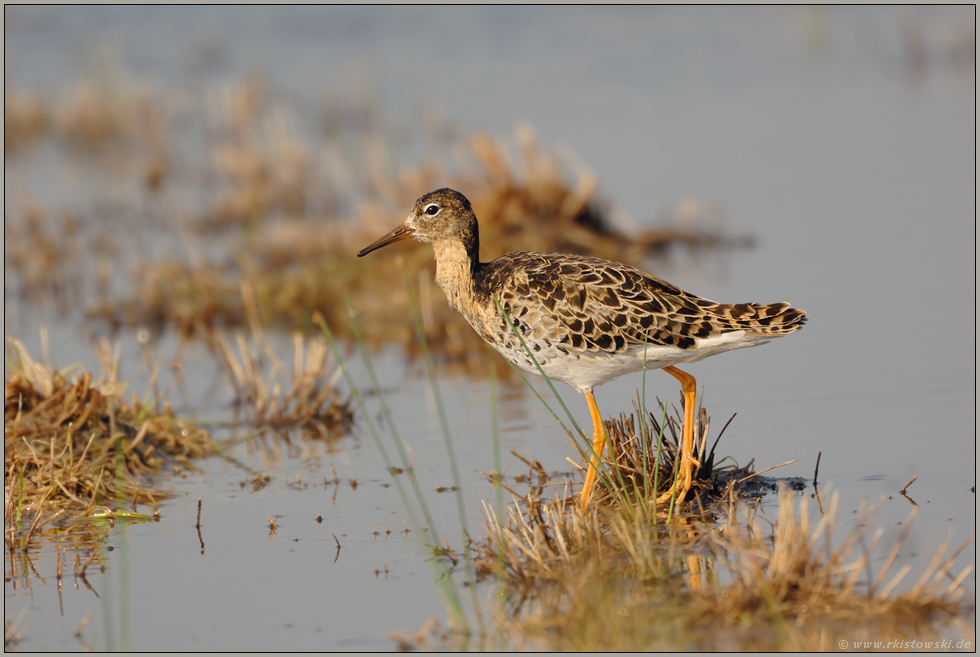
left=4, top=5, right=975, bottom=651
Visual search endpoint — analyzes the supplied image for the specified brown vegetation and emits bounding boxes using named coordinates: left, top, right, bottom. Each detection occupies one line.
left=4, top=336, right=211, bottom=531
left=467, top=485, right=974, bottom=651
left=211, top=317, right=353, bottom=438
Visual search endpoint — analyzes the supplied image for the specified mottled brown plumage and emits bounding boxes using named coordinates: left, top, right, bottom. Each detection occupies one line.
left=359, top=188, right=806, bottom=509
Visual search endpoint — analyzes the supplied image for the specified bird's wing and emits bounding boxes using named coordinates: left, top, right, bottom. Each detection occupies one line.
left=483, top=252, right=730, bottom=355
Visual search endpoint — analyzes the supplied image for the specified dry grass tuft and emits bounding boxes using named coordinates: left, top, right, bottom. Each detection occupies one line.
left=4, top=84, right=47, bottom=154
left=52, top=57, right=176, bottom=160
left=91, top=260, right=244, bottom=337
left=473, top=484, right=974, bottom=651
left=199, top=75, right=334, bottom=230
left=212, top=327, right=352, bottom=438
left=4, top=196, right=83, bottom=306
left=4, top=335, right=211, bottom=531
left=589, top=395, right=745, bottom=509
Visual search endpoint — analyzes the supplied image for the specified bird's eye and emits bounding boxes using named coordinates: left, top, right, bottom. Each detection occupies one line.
left=425, top=204, right=439, bottom=216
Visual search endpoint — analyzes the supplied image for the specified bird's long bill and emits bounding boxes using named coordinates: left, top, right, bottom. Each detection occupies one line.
left=357, top=223, right=415, bottom=257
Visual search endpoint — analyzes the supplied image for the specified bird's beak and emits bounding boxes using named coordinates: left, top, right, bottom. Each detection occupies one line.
left=357, top=222, right=415, bottom=257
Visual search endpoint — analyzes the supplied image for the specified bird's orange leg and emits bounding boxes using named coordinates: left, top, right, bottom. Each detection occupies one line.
left=579, top=389, right=607, bottom=510
left=656, top=365, right=700, bottom=505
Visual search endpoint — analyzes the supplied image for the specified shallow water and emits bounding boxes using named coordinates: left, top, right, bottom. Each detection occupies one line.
left=5, top=5, right=975, bottom=651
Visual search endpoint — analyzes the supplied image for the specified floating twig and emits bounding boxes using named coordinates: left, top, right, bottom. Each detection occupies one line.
left=196, top=498, right=205, bottom=554
left=900, top=476, right=918, bottom=495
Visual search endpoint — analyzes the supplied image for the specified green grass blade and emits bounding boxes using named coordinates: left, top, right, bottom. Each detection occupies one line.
left=343, top=301, right=442, bottom=546
left=314, top=311, right=466, bottom=629
left=492, top=295, right=634, bottom=506
left=491, top=295, right=586, bottom=443
left=400, top=274, right=484, bottom=634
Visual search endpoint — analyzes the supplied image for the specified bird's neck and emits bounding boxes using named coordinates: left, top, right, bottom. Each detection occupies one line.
left=432, top=238, right=480, bottom=317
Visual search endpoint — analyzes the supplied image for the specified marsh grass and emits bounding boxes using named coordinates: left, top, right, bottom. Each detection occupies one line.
left=211, top=327, right=352, bottom=437
left=4, top=196, right=83, bottom=308
left=466, top=484, right=974, bottom=651
left=4, top=335, right=211, bottom=533
left=594, top=400, right=751, bottom=510
left=4, top=332, right=192, bottom=649
left=4, top=83, right=47, bottom=154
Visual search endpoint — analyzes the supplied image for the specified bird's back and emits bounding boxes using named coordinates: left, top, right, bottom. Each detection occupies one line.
left=466, top=251, right=805, bottom=389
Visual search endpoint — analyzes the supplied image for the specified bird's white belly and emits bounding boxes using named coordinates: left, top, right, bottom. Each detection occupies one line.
left=530, top=330, right=771, bottom=392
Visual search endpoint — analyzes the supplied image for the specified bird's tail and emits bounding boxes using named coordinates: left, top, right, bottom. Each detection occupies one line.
left=715, top=302, right=807, bottom=336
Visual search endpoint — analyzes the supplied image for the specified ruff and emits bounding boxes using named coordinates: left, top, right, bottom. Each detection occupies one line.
left=359, top=188, right=806, bottom=508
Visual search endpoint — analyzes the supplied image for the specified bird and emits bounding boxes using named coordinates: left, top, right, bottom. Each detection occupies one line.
left=358, top=188, right=806, bottom=509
